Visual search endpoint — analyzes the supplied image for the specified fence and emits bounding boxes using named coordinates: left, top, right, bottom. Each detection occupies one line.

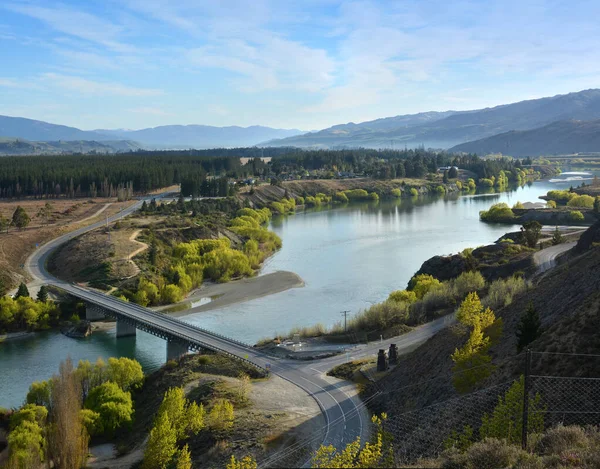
left=381, top=350, right=600, bottom=465
left=258, top=350, right=600, bottom=467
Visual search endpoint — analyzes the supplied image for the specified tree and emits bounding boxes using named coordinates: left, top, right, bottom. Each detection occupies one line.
left=449, top=166, right=459, bottom=179
left=84, top=382, right=134, bottom=436
left=37, top=285, right=48, bottom=303
left=594, top=196, right=600, bottom=214
left=176, top=444, right=192, bottom=469
left=143, top=411, right=178, bottom=469
left=157, top=387, right=205, bottom=440
left=208, top=398, right=234, bottom=431
left=37, top=202, right=54, bottom=224
left=47, top=357, right=88, bottom=469
left=520, top=221, right=542, bottom=248
left=15, top=282, right=29, bottom=299
left=551, top=226, right=563, bottom=246
left=106, top=357, right=144, bottom=391
left=227, top=455, right=258, bottom=469
left=6, top=405, right=48, bottom=468
left=0, top=214, right=9, bottom=233
left=516, top=302, right=542, bottom=352
left=26, top=380, right=52, bottom=408
left=12, top=206, right=30, bottom=230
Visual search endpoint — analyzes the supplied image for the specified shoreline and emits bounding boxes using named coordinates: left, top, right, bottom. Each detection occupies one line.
left=156, top=270, right=305, bottom=316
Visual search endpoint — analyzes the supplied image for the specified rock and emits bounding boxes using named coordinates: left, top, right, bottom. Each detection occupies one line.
left=61, top=320, right=92, bottom=338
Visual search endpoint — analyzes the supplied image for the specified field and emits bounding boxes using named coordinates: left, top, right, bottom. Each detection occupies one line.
left=0, top=198, right=136, bottom=290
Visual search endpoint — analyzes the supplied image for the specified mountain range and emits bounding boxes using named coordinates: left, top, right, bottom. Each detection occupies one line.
left=2, top=89, right=600, bottom=155
left=0, top=116, right=304, bottom=151
left=263, top=89, right=600, bottom=149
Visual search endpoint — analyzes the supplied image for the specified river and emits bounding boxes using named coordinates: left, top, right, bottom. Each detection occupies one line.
left=0, top=171, right=596, bottom=408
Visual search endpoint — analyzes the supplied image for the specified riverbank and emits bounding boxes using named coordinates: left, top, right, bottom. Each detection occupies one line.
left=159, top=270, right=304, bottom=315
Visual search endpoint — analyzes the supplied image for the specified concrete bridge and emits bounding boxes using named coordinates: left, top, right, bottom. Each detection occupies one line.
left=59, top=282, right=265, bottom=365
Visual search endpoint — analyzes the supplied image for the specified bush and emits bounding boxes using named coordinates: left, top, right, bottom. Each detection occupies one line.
left=161, top=284, right=184, bottom=303
left=348, top=300, right=409, bottom=332
left=567, top=194, right=594, bottom=208
left=535, top=425, right=590, bottom=456
left=410, top=188, right=419, bottom=197
left=391, top=188, right=401, bottom=198
left=209, top=398, right=234, bottom=431
left=480, top=203, right=515, bottom=222
left=569, top=210, right=585, bottom=222
left=479, top=178, right=494, bottom=187
left=483, top=276, right=527, bottom=310
left=436, top=185, right=446, bottom=194
left=334, top=192, right=349, bottom=203
left=546, top=200, right=556, bottom=208
left=84, top=382, right=133, bottom=436
left=295, top=196, right=305, bottom=205
left=513, top=201, right=524, bottom=209
left=408, top=274, right=442, bottom=299
left=388, top=289, right=417, bottom=304
left=464, top=438, right=529, bottom=469
left=369, top=192, right=379, bottom=201
left=450, top=271, right=486, bottom=298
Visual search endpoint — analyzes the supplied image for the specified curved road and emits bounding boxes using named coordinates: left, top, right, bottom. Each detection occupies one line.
left=25, top=194, right=453, bottom=466
left=533, top=241, right=576, bottom=273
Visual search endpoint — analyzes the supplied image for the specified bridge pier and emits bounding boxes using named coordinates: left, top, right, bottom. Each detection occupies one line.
left=85, top=302, right=106, bottom=321
left=167, top=340, right=189, bottom=361
left=116, top=319, right=136, bottom=338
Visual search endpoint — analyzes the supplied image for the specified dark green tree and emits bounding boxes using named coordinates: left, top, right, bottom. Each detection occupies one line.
left=16, top=282, right=30, bottom=298
left=516, top=302, right=542, bottom=352
left=443, top=170, right=449, bottom=183
left=37, top=285, right=48, bottom=303
left=141, top=200, right=148, bottom=212
left=594, top=196, right=600, bottom=214
left=520, top=221, right=542, bottom=248
left=551, top=226, right=563, bottom=245
left=12, top=206, right=31, bottom=230
left=449, top=166, right=459, bottom=179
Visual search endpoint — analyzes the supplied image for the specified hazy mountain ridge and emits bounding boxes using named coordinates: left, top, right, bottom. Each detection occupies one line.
left=0, top=137, right=141, bottom=156
left=263, top=89, right=600, bottom=149
left=0, top=115, right=305, bottom=150
left=449, top=119, right=600, bottom=156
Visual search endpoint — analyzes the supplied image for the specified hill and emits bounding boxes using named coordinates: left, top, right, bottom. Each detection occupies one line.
left=263, top=89, right=600, bottom=149
left=0, top=115, right=108, bottom=141
left=0, top=138, right=141, bottom=155
left=449, top=119, right=600, bottom=156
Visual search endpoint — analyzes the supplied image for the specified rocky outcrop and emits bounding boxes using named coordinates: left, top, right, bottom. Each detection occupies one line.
left=61, top=320, right=92, bottom=338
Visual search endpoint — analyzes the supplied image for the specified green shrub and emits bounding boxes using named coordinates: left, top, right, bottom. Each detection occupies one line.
left=295, top=196, right=305, bottom=205
left=483, top=276, right=527, bottom=310
left=369, top=192, right=379, bottom=201
left=343, top=189, right=369, bottom=200
left=436, top=185, right=446, bottom=194
left=546, top=190, right=576, bottom=204
left=410, top=188, right=419, bottom=197
left=334, top=192, right=349, bottom=203
left=450, top=271, right=486, bottom=298
left=388, top=289, right=417, bottom=304
left=480, top=203, right=515, bottom=222
left=391, top=188, right=401, bottom=198
left=546, top=200, right=556, bottom=208
left=479, top=178, right=494, bottom=187
left=513, top=201, right=524, bottom=209
left=499, top=238, right=514, bottom=244
left=567, top=194, right=594, bottom=208
left=569, top=210, right=585, bottom=222
left=408, top=274, right=442, bottom=299
left=84, top=382, right=133, bottom=436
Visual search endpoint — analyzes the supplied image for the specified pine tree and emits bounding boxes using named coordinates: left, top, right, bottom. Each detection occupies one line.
left=516, top=302, right=542, bottom=352
left=16, top=282, right=30, bottom=298
left=143, top=411, right=178, bottom=469
left=176, top=444, right=192, bottom=469
left=551, top=226, right=563, bottom=246
left=12, top=206, right=31, bottom=230
left=37, top=285, right=48, bottom=303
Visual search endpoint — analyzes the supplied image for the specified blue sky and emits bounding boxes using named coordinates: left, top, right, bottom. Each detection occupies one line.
left=1, top=0, right=599, bottom=131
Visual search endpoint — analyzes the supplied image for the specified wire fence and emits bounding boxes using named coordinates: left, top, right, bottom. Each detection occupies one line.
left=258, top=350, right=600, bottom=467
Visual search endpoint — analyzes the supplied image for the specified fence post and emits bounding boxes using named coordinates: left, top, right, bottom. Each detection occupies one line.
left=522, top=348, right=531, bottom=450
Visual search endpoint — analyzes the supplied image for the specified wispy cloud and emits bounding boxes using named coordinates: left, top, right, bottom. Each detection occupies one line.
left=41, top=73, right=163, bottom=97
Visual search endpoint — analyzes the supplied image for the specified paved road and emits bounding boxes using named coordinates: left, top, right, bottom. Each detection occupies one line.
left=24, top=193, right=451, bottom=466
left=533, top=241, right=576, bottom=273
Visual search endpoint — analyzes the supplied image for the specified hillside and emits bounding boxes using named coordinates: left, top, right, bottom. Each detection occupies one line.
left=263, top=89, right=600, bottom=149
left=0, top=115, right=108, bottom=141
left=362, top=224, right=600, bottom=462
left=0, top=138, right=140, bottom=155
left=449, top=119, right=600, bottom=156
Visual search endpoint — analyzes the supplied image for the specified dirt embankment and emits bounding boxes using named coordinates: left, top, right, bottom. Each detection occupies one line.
left=0, top=198, right=135, bottom=290
left=513, top=207, right=598, bottom=225
left=242, top=178, right=459, bottom=207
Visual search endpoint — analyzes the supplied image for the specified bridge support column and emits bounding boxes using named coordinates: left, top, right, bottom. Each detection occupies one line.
left=85, top=302, right=105, bottom=321
left=116, top=319, right=136, bottom=338
left=167, top=340, right=189, bottom=361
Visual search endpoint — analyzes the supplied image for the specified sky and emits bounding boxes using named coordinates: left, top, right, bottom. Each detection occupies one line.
left=1, top=0, right=600, bottom=131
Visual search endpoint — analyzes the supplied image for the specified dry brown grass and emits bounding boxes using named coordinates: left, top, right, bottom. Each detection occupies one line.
left=0, top=198, right=135, bottom=289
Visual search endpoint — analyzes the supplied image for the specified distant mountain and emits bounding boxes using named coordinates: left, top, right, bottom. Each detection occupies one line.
left=449, top=119, right=600, bottom=156
left=263, top=89, right=600, bottom=149
left=99, top=125, right=305, bottom=149
left=0, top=115, right=109, bottom=141
left=0, top=138, right=141, bottom=156
left=0, top=115, right=304, bottom=149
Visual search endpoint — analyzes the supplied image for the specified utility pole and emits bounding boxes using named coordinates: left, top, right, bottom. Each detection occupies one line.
left=340, top=310, right=350, bottom=333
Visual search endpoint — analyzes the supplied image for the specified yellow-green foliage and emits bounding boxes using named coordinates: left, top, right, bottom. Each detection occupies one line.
left=369, top=192, right=380, bottom=201
left=209, top=398, right=234, bottom=431
left=483, top=276, right=527, bottom=310
left=0, top=296, right=60, bottom=332
left=202, top=248, right=253, bottom=282
left=436, top=185, right=446, bottom=194
left=161, top=284, right=184, bottom=303
left=512, top=201, right=524, bottom=209
left=334, top=191, right=349, bottom=203
left=480, top=376, right=544, bottom=444
left=567, top=194, right=594, bottom=208
left=157, top=387, right=205, bottom=440
left=480, top=203, right=515, bottom=222
left=7, top=404, right=48, bottom=468
left=410, top=188, right=419, bottom=197
left=467, top=178, right=476, bottom=190
left=347, top=300, right=410, bottom=332
left=343, top=189, right=369, bottom=200
left=270, top=198, right=296, bottom=214
left=387, top=289, right=417, bottom=304
left=227, top=455, right=258, bottom=469
left=495, top=170, right=509, bottom=188
left=546, top=190, right=576, bottom=204
left=546, top=200, right=557, bottom=208
left=391, top=188, right=402, bottom=198
left=84, top=382, right=134, bottom=436
left=479, top=178, right=494, bottom=187
left=408, top=274, right=442, bottom=299
left=569, top=210, right=585, bottom=222
left=312, top=414, right=394, bottom=468
left=455, top=180, right=462, bottom=190
left=295, top=196, right=305, bottom=205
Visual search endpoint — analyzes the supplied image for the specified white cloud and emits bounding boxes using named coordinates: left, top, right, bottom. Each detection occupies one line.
left=41, top=73, right=163, bottom=97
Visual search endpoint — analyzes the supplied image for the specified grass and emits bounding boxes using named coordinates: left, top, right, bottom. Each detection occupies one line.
left=327, top=359, right=374, bottom=381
